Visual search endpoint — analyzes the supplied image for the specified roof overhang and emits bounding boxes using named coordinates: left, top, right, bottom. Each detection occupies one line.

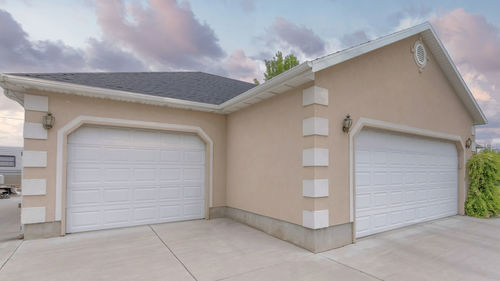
left=0, top=62, right=314, bottom=115
left=310, top=22, right=486, bottom=125
left=0, top=22, right=487, bottom=124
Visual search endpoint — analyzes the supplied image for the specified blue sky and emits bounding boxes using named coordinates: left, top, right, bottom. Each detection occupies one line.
left=0, top=0, right=499, bottom=147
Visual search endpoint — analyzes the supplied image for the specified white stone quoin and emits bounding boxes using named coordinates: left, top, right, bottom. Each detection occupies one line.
left=302, top=86, right=328, bottom=106
left=22, top=179, right=47, bottom=195
left=302, top=179, right=329, bottom=197
left=24, top=122, right=48, bottom=139
left=302, top=117, right=329, bottom=136
left=21, top=207, right=46, bottom=224
left=24, top=94, right=48, bottom=112
left=302, top=148, right=329, bottom=166
left=23, top=151, right=47, bottom=167
left=302, top=210, right=329, bottom=229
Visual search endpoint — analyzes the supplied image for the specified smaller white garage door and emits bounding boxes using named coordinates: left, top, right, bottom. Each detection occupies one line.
left=66, top=126, right=206, bottom=233
left=355, top=129, right=458, bottom=238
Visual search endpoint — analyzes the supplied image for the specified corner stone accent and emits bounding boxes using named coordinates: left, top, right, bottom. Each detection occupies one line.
left=210, top=206, right=352, bottom=253
left=24, top=221, right=61, bottom=240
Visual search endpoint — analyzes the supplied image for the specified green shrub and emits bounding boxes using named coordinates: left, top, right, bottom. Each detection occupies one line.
left=465, top=150, right=500, bottom=217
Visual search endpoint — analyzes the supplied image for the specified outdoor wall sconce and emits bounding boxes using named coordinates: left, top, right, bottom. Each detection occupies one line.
left=465, top=137, right=472, bottom=149
left=42, top=112, right=55, bottom=129
left=343, top=114, right=352, bottom=133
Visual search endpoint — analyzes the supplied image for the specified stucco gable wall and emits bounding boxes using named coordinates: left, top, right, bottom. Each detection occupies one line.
left=315, top=34, right=474, bottom=225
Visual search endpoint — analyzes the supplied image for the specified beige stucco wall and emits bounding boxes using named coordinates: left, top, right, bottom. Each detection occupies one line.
left=226, top=35, right=474, bottom=227
left=226, top=83, right=313, bottom=225
left=23, top=91, right=227, bottom=225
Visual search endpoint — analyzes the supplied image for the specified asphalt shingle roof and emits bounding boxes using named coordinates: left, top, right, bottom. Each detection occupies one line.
left=9, top=72, right=256, bottom=105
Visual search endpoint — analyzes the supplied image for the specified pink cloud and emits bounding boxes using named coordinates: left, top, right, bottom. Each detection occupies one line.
left=95, top=0, right=225, bottom=69
left=431, top=8, right=500, bottom=145
left=431, top=8, right=500, bottom=73
left=221, top=50, right=260, bottom=83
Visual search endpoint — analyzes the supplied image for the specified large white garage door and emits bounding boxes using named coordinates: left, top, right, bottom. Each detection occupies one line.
left=355, top=129, right=457, bottom=238
left=66, top=126, right=206, bottom=233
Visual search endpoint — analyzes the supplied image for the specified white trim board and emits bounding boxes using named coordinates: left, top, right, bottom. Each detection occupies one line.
left=55, top=115, right=215, bottom=222
left=348, top=117, right=465, bottom=222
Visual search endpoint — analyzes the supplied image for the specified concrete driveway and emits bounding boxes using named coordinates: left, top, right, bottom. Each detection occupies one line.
left=0, top=214, right=499, bottom=281
left=0, top=196, right=22, bottom=268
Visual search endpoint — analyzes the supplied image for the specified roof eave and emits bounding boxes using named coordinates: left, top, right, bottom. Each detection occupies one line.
left=219, top=62, right=313, bottom=113
left=0, top=73, right=220, bottom=113
left=311, top=22, right=487, bottom=126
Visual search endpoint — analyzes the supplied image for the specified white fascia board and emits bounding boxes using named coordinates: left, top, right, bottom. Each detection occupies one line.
left=312, top=23, right=431, bottom=72
left=219, top=62, right=313, bottom=110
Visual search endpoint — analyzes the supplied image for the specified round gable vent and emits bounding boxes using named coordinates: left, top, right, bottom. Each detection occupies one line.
left=413, top=41, right=427, bottom=68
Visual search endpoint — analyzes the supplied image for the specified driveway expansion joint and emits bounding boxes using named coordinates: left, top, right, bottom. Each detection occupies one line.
left=0, top=240, right=23, bottom=272
left=320, top=254, right=385, bottom=281
left=148, top=224, right=198, bottom=281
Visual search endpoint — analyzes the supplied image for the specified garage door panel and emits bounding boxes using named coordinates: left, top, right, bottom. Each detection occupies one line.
left=68, top=145, right=102, bottom=162
left=103, top=188, right=129, bottom=203
left=68, top=168, right=101, bottom=184
left=183, top=150, right=205, bottom=163
left=133, top=168, right=157, bottom=181
left=160, top=150, right=182, bottom=162
left=70, top=189, right=101, bottom=205
left=134, top=187, right=159, bottom=202
left=183, top=168, right=204, bottom=180
left=103, top=208, right=131, bottom=225
left=133, top=205, right=159, bottom=222
left=183, top=201, right=205, bottom=217
left=128, top=149, right=159, bottom=162
left=159, top=187, right=181, bottom=199
left=159, top=168, right=182, bottom=180
left=159, top=204, right=182, bottom=219
left=66, top=126, right=206, bottom=233
left=355, top=129, right=457, bottom=238
left=103, top=168, right=131, bottom=182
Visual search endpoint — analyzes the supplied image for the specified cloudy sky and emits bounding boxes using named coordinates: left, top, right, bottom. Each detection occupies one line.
left=0, top=0, right=499, bottom=147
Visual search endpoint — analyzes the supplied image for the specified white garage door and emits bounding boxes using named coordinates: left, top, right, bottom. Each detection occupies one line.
left=66, top=126, right=206, bottom=233
left=355, top=129, right=457, bottom=238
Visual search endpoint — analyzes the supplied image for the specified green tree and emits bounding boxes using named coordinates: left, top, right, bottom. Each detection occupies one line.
left=465, top=150, right=500, bottom=217
left=253, top=51, right=299, bottom=84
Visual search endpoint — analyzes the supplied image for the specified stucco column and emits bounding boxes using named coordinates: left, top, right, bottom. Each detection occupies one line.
left=301, top=86, right=331, bottom=229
